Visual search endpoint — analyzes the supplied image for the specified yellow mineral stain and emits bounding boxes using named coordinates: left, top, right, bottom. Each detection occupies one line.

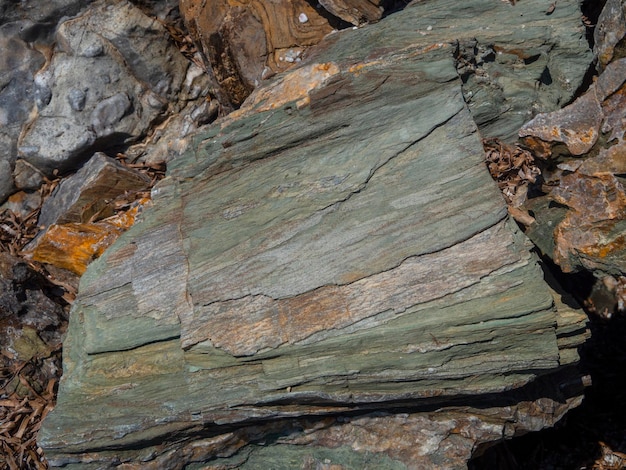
left=24, top=198, right=150, bottom=275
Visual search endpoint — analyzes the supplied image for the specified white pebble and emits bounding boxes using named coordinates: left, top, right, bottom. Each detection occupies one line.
left=426, top=25, right=433, bottom=31
left=298, top=12, right=308, bottom=23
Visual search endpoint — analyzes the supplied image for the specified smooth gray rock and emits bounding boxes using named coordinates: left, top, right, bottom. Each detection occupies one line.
left=39, top=1, right=591, bottom=467
left=0, top=22, right=46, bottom=201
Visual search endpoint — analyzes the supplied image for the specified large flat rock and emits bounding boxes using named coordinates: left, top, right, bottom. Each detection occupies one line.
left=39, top=0, right=591, bottom=467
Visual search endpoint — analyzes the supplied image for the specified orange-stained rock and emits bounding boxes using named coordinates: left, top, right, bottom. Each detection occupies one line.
left=24, top=200, right=149, bottom=275
left=551, top=173, right=626, bottom=273
left=517, top=59, right=626, bottom=281
left=27, top=223, right=123, bottom=275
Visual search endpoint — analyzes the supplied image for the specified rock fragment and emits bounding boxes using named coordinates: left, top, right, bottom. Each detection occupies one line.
left=37, top=152, right=150, bottom=228
left=519, top=59, right=626, bottom=279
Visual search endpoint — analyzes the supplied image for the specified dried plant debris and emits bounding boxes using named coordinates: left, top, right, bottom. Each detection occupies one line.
left=0, top=179, right=60, bottom=257
left=115, top=153, right=167, bottom=187
left=157, top=17, right=200, bottom=65
left=482, top=138, right=541, bottom=225
left=483, top=137, right=541, bottom=207
left=1, top=345, right=61, bottom=470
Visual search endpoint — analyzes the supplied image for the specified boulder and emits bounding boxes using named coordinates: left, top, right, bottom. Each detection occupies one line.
left=39, top=0, right=592, bottom=467
left=0, top=0, right=94, bottom=202
left=15, top=0, right=190, bottom=178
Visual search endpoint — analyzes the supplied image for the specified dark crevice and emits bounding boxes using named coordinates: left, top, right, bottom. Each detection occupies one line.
left=582, top=0, right=608, bottom=49
left=470, top=313, right=626, bottom=469
left=469, top=242, right=626, bottom=469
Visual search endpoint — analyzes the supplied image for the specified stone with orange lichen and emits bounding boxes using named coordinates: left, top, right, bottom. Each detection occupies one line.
left=24, top=202, right=147, bottom=275
left=26, top=222, right=123, bottom=275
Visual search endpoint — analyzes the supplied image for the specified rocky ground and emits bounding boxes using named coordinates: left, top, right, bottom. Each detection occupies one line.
left=2, top=0, right=626, bottom=468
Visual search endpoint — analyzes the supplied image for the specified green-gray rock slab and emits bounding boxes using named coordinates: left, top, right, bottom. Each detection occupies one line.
left=39, top=0, right=592, bottom=467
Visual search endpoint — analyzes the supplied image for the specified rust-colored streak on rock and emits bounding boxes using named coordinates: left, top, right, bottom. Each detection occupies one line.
left=182, top=222, right=524, bottom=356
left=24, top=200, right=147, bottom=275
left=223, top=62, right=340, bottom=123
left=519, top=91, right=603, bottom=156
left=581, top=233, right=626, bottom=259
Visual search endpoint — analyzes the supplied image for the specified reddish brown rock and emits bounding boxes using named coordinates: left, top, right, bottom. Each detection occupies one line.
left=519, top=59, right=626, bottom=279
left=180, top=0, right=334, bottom=108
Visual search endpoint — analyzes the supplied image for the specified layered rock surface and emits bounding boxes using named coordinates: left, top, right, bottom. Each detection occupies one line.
left=38, top=0, right=593, bottom=468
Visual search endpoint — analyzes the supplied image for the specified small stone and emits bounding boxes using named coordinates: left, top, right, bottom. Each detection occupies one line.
left=299, top=12, right=309, bottom=23
left=13, top=158, right=45, bottom=190
left=4, top=190, right=42, bottom=218
left=37, top=152, right=151, bottom=228
left=90, top=93, right=131, bottom=135
left=67, top=88, right=87, bottom=111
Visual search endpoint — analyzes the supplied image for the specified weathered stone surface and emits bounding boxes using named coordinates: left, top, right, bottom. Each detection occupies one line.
left=39, top=1, right=591, bottom=467
left=37, top=152, right=150, bottom=228
left=308, top=0, right=592, bottom=142
left=16, top=0, right=190, bottom=177
left=182, top=0, right=591, bottom=125
left=594, top=0, right=626, bottom=71
left=0, top=0, right=91, bottom=24
left=0, top=21, right=46, bottom=201
left=180, top=0, right=335, bottom=109
left=125, top=62, right=220, bottom=165
left=0, top=252, right=66, bottom=353
left=24, top=199, right=149, bottom=276
left=519, top=58, right=626, bottom=279
left=0, top=0, right=95, bottom=203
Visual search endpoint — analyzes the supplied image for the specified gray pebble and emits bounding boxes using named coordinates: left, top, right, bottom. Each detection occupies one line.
left=68, top=88, right=86, bottom=111
left=90, top=93, right=131, bottom=134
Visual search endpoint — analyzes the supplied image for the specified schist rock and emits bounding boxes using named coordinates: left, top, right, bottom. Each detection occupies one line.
left=39, top=0, right=592, bottom=468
